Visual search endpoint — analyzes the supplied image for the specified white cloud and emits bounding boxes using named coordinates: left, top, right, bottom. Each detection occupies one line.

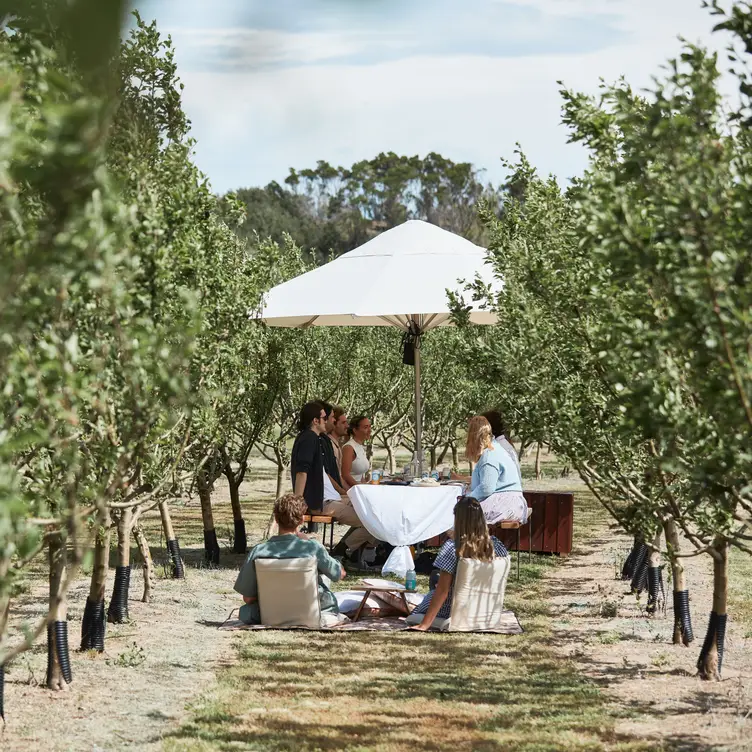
left=169, top=27, right=411, bottom=69
left=173, top=0, right=735, bottom=192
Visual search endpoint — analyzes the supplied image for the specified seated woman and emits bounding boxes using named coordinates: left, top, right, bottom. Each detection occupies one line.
left=233, top=494, right=346, bottom=624
left=465, top=415, right=527, bottom=526
left=407, top=495, right=509, bottom=630
left=341, top=415, right=372, bottom=487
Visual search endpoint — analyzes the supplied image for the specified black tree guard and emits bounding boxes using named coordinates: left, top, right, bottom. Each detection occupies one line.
left=107, top=565, right=131, bottom=623
left=46, top=623, right=54, bottom=683
left=80, top=597, right=106, bottom=652
left=233, top=519, right=247, bottom=554
left=55, top=621, right=72, bottom=684
left=204, top=528, right=220, bottom=565
left=621, top=537, right=640, bottom=580
left=697, top=611, right=727, bottom=678
left=673, top=589, right=694, bottom=644
left=0, top=662, right=4, bottom=722
left=646, top=566, right=665, bottom=615
left=167, top=538, right=185, bottom=579
left=629, top=542, right=649, bottom=594
left=47, top=621, right=72, bottom=686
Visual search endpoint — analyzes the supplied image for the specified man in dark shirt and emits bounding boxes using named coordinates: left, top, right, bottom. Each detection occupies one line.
left=291, top=401, right=376, bottom=555
left=291, top=401, right=327, bottom=511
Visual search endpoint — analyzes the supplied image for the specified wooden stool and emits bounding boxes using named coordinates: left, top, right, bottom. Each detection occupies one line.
left=495, top=507, right=533, bottom=581
left=302, top=514, right=335, bottom=553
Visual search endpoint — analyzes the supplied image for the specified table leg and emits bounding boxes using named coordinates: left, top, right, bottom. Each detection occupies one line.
left=353, top=589, right=371, bottom=622
left=399, top=592, right=409, bottom=616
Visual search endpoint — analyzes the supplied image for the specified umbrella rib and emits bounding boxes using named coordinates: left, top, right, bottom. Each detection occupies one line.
left=299, top=316, right=319, bottom=329
left=378, top=315, right=409, bottom=331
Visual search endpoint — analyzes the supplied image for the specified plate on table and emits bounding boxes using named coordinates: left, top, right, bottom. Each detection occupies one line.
left=410, top=478, right=440, bottom=488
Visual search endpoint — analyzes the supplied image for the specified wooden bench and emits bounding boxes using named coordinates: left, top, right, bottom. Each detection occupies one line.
left=301, top=514, right=335, bottom=553
left=493, top=491, right=574, bottom=556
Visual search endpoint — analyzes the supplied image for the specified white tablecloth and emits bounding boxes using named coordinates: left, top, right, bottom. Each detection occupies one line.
left=348, top=484, right=464, bottom=577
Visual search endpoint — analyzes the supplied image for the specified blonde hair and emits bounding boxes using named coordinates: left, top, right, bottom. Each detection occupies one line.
left=454, top=496, right=494, bottom=561
left=274, top=494, right=307, bottom=529
left=465, top=415, right=495, bottom=463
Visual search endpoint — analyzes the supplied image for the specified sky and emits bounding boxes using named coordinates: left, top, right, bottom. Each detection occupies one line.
left=132, top=0, right=731, bottom=194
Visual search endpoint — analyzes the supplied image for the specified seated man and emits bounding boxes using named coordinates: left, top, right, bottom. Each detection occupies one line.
left=234, top=494, right=346, bottom=624
left=291, top=401, right=376, bottom=559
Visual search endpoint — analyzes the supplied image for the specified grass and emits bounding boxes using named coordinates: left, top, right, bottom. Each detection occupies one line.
left=162, top=484, right=656, bottom=752
left=728, top=545, right=752, bottom=630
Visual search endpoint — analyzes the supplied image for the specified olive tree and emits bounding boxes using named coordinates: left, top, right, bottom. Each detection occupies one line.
left=560, top=0, right=752, bottom=678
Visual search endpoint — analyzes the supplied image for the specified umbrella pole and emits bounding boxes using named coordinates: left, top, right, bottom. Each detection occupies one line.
left=414, top=332, right=423, bottom=474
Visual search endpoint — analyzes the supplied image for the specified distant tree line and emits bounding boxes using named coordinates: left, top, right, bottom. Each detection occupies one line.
left=230, top=152, right=504, bottom=263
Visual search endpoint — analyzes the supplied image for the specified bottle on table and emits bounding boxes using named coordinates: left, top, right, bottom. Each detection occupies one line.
left=410, top=452, right=420, bottom=480
left=430, top=467, right=440, bottom=481
left=405, top=569, right=417, bottom=592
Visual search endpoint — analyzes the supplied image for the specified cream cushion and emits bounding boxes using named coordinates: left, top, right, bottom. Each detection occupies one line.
left=255, top=557, right=321, bottom=628
left=448, top=556, right=510, bottom=632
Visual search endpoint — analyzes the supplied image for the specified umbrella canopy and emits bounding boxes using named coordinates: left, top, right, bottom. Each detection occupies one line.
left=259, top=219, right=501, bottom=471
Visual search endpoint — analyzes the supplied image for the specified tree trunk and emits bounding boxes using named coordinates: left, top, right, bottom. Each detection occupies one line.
left=0, top=558, right=10, bottom=716
left=199, top=477, right=220, bottom=565
left=451, top=444, right=459, bottom=470
left=159, top=501, right=184, bottom=579
left=645, top=531, right=664, bottom=617
left=132, top=524, right=155, bottom=604
left=437, top=444, right=450, bottom=466
left=535, top=444, right=542, bottom=479
left=663, top=518, right=693, bottom=646
left=429, top=446, right=437, bottom=471
left=107, top=508, right=132, bottom=623
left=225, top=468, right=247, bottom=554
left=275, top=459, right=286, bottom=499
left=81, top=518, right=110, bottom=652
left=386, top=442, right=396, bottom=475
left=47, top=535, right=71, bottom=691
left=697, top=539, right=728, bottom=681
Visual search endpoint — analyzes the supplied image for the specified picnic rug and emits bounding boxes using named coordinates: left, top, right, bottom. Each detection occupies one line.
left=218, top=610, right=523, bottom=634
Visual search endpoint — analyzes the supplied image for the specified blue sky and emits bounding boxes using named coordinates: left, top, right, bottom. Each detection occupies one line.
left=131, top=0, right=725, bottom=194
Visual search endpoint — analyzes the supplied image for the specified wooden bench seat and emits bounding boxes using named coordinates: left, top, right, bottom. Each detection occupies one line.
left=301, top=514, right=336, bottom=552
left=489, top=508, right=533, bottom=581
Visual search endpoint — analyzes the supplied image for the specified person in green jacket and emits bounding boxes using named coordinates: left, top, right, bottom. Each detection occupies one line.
left=234, top=493, right=346, bottom=624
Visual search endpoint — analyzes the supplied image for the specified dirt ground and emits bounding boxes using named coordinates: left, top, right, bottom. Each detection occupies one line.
left=2, top=456, right=751, bottom=750
left=533, top=476, right=752, bottom=751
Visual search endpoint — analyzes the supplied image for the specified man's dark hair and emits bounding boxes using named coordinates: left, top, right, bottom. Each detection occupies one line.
left=298, top=401, right=324, bottom=432
left=319, top=401, right=333, bottom=419
left=482, top=410, right=506, bottom=438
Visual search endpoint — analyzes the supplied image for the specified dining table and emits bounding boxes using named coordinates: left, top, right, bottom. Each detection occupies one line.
left=348, top=481, right=465, bottom=577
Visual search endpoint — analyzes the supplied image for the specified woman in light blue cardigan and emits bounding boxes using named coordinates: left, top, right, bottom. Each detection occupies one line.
left=465, top=415, right=527, bottom=524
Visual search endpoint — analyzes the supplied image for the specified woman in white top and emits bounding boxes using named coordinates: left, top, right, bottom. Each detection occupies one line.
left=341, top=415, right=372, bottom=488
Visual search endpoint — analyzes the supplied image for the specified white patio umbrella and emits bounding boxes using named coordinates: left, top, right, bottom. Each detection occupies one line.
left=259, top=219, right=501, bottom=471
